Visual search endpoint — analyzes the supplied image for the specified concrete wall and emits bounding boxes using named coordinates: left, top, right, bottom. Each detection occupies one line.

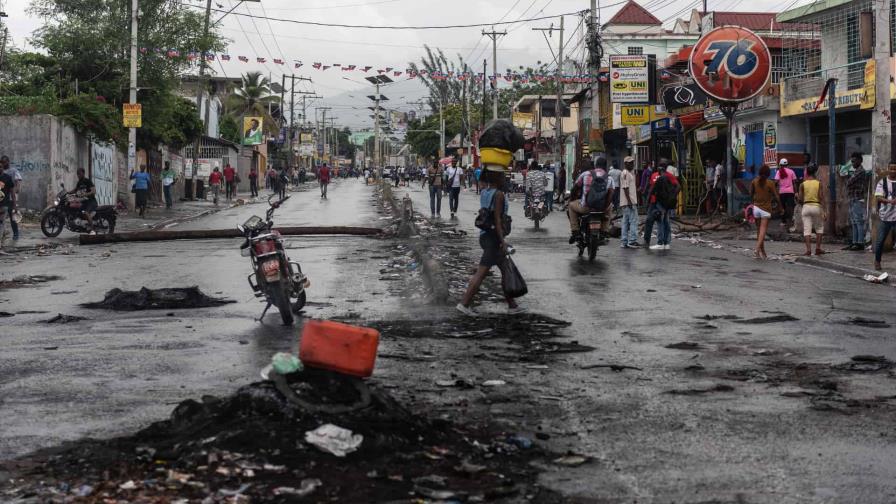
left=0, top=115, right=90, bottom=211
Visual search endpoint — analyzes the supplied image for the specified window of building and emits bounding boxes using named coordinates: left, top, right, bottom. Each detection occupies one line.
left=627, top=47, right=643, bottom=55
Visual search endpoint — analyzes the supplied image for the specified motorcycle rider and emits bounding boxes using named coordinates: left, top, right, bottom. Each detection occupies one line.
left=568, top=156, right=615, bottom=244
left=71, top=167, right=97, bottom=234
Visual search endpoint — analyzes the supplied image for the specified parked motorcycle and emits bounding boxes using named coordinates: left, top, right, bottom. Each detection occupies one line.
left=575, top=211, right=606, bottom=262
left=238, top=194, right=309, bottom=325
left=524, top=189, right=548, bottom=230
left=40, top=183, right=117, bottom=237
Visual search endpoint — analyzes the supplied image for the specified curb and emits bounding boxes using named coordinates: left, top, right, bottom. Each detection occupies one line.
left=378, top=181, right=449, bottom=303
left=794, top=256, right=892, bottom=286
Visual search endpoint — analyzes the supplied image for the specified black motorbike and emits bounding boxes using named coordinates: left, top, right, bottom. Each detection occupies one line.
left=575, top=211, right=605, bottom=262
left=40, top=183, right=117, bottom=237
left=238, top=194, right=309, bottom=325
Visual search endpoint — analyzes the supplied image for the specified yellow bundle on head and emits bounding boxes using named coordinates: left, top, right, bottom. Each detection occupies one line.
left=479, top=119, right=524, bottom=170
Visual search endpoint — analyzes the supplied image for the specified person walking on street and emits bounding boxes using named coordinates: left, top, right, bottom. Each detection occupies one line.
left=798, top=163, right=826, bottom=256
left=474, top=166, right=482, bottom=194
left=248, top=166, right=259, bottom=197
left=845, top=152, right=871, bottom=250
left=0, top=160, right=16, bottom=243
left=423, top=160, right=444, bottom=217
left=544, top=165, right=555, bottom=212
left=645, top=159, right=679, bottom=250
left=619, top=156, right=640, bottom=248
left=0, top=156, right=21, bottom=241
left=208, top=166, right=223, bottom=206
left=874, top=164, right=896, bottom=271
left=556, top=162, right=566, bottom=206
left=640, top=161, right=656, bottom=209
left=319, top=163, right=331, bottom=199
left=750, top=164, right=783, bottom=259
left=446, top=159, right=464, bottom=218
left=608, top=161, right=622, bottom=213
left=161, top=162, right=177, bottom=209
left=457, top=167, right=524, bottom=316
left=223, top=163, right=236, bottom=201
left=775, top=158, right=798, bottom=232
left=130, top=165, right=151, bottom=217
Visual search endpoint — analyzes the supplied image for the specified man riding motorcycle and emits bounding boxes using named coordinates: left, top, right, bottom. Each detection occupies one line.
left=71, top=167, right=98, bottom=234
left=524, top=162, right=547, bottom=213
left=568, top=156, right=615, bottom=244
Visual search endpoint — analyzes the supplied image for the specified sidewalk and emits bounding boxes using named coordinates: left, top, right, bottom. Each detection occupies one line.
left=680, top=225, right=894, bottom=284
left=0, top=197, right=246, bottom=254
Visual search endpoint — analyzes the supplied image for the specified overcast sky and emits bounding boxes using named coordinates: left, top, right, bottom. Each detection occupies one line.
left=1, top=0, right=810, bottom=129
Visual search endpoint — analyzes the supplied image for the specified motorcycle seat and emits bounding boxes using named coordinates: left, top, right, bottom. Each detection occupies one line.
left=96, top=205, right=115, bottom=212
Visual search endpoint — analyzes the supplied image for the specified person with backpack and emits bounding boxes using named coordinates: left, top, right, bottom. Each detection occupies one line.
left=645, top=159, right=680, bottom=250
left=567, top=156, right=615, bottom=244
left=750, top=164, right=783, bottom=259
left=873, top=164, right=896, bottom=271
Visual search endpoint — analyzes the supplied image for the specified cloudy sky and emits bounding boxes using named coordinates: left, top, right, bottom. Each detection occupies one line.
left=2, top=0, right=809, bottom=129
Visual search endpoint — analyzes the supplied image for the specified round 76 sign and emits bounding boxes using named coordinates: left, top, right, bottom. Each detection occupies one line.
left=688, top=26, right=771, bottom=103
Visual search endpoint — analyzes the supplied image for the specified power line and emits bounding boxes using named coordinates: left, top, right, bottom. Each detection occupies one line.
left=187, top=4, right=616, bottom=30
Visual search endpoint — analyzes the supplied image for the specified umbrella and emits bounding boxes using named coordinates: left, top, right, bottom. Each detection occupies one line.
left=438, top=157, right=453, bottom=165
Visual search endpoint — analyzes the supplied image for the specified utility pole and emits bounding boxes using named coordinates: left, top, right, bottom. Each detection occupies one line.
left=189, top=0, right=212, bottom=199
left=281, top=75, right=312, bottom=171
left=0, top=27, right=8, bottom=72
left=533, top=17, right=565, bottom=165
left=462, top=64, right=468, bottom=165
left=481, top=59, right=487, bottom=128
left=374, top=81, right=381, bottom=170
left=128, top=0, right=140, bottom=179
left=301, top=94, right=322, bottom=171
left=318, top=106, right=331, bottom=163
left=872, top=0, right=892, bottom=244
left=482, top=28, right=506, bottom=120
left=439, top=92, right=446, bottom=158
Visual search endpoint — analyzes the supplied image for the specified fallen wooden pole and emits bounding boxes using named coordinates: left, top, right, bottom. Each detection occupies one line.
left=79, top=226, right=383, bottom=245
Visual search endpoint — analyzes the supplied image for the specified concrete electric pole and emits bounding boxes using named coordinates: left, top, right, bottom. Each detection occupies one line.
left=482, top=28, right=506, bottom=120
left=533, top=17, right=565, bottom=165
left=128, top=0, right=140, bottom=176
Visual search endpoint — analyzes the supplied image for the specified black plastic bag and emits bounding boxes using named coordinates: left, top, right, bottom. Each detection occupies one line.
left=500, top=256, right=528, bottom=299
left=479, top=119, right=524, bottom=152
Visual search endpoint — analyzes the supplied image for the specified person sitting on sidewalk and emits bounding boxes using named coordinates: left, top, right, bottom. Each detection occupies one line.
left=874, top=164, right=896, bottom=271
left=798, top=163, right=826, bottom=256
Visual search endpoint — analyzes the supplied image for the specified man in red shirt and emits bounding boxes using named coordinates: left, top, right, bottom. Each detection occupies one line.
left=318, top=163, right=331, bottom=199
left=222, top=164, right=236, bottom=201
left=644, top=158, right=680, bottom=250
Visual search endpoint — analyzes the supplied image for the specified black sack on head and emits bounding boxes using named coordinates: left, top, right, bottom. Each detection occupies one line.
left=479, top=119, right=524, bottom=152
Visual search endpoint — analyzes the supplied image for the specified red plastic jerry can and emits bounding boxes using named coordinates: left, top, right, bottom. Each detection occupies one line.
left=299, top=320, right=380, bottom=378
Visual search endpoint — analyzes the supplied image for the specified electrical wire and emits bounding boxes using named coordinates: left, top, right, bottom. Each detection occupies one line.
left=186, top=3, right=624, bottom=30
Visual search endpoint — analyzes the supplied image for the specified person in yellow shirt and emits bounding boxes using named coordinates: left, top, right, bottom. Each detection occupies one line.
left=798, top=163, right=826, bottom=256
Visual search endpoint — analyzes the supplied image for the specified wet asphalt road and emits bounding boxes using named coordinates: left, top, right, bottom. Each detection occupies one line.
left=3, top=178, right=896, bottom=502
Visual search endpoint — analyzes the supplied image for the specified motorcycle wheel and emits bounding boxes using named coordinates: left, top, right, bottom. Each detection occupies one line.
left=40, top=212, right=64, bottom=237
left=95, top=215, right=116, bottom=234
left=534, top=218, right=540, bottom=230
left=269, top=283, right=295, bottom=325
left=588, top=233, right=598, bottom=262
left=292, top=289, right=307, bottom=313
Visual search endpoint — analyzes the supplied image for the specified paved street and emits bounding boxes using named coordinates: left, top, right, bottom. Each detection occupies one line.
left=3, top=179, right=895, bottom=502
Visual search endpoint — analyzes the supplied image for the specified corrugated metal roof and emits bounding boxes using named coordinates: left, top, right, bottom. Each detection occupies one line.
left=777, top=0, right=854, bottom=22
left=606, top=1, right=662, bottom=25
left=711, top=12, right=815, bottom=31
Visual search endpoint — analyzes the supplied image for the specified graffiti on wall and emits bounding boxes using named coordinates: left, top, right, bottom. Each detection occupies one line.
left=91, top=142, right=116, bottom=206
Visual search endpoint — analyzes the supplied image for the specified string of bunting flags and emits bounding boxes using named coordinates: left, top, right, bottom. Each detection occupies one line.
left=138, top=47, right=611, bottom=84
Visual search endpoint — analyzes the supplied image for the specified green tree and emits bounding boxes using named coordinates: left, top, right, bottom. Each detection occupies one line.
left=219, top=114, right=240, bottom=144
left=225, top=72, right=280, bottom=135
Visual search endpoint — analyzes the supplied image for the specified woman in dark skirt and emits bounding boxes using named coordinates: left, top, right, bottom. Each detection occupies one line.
left=456, top=167, right=525, bottom=316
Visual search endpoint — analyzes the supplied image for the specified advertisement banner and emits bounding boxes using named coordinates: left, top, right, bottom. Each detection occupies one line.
left=609, top=55, right=649, bottom=103
left=662, top=82, right=708, bottom=114
left=620, top=105, right=667, bottom=126
left=512, top=111, right=535, bottom=130
left=122, top=104, right=142, bottom=128
left=242, top=116, right=264, bottom=145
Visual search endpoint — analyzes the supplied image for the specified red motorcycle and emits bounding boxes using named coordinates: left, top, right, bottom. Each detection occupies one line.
left=238, top=195, right=309, bottom=325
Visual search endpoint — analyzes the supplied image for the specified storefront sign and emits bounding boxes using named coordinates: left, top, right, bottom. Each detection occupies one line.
left=512, top=111, right=535, bottom=130
left=696, top=127, right=718, bottom=143
left=620, top=105, right=667, bottom=126
left=764, top=123, right=777, bottom=148
left=122, top=103, right=142, bottom=128
left=861, top=59, right=876, bottom=110
left=689, top=26, right=771, bottom=103
left=703, top=106, right=724, bottom=122
left=780, top=86, right=869, bottom=116
left=662, top=83, right=708, bottom=114
left=610, top=55, right=649, bottom=103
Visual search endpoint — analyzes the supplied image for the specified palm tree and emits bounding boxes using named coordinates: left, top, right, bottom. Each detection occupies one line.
left=226, top=71, right=279, bottom=134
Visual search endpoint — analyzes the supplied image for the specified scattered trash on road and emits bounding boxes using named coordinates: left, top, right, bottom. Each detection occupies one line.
left=273, top=479, right=322, bottom=497
left=482, top=380, right=506, bottom=387
left=304, top=423, right=364, bottom=457
left=82, top=286, right=234, bottom=311
left=270, top=352, right=303, bottom=375
left=43, top=313, right=88, bottom=324
left=862, top=272, right=889, bottom=284
left=553, top=454, right=590, bottom=466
